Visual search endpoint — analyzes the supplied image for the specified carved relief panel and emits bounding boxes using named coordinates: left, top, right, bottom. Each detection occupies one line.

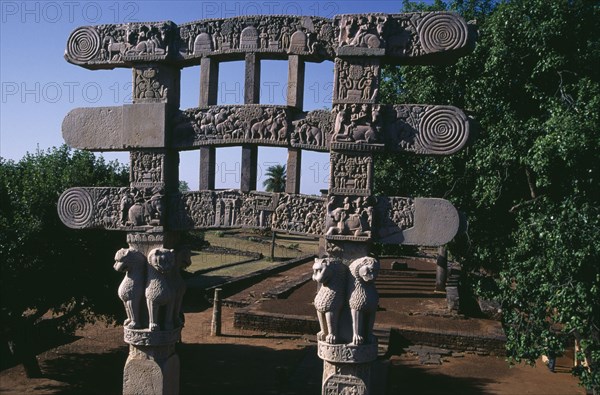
left=329, top=152, right=373, bottom=196
left=65, top=22, right=175, bottom=68
left=177, top=15, right=336, bottom=59
left=271, top=194, right=326, bottom=235
left=333, top=57, right=380, bottom=104
left=130, top=150, right=165, bottom=187
left=325, top=195, right=375, bottom=241
left=331, top=104, right=384, bottom=151
left=174, top=105, right=290, bottom=147
left=290, top=109, right=333, bottom=151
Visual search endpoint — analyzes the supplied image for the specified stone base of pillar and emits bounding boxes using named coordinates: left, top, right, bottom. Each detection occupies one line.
left=318, top=341, right=377, bottom=395
left=122, top=327, right=181, bottom=395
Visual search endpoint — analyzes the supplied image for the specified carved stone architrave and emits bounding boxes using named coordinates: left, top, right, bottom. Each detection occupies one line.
left=177, top=15, right=336, bottom=61
left=64, top=13, right=474, bottom=70
left=329, top=151, right=373, bottom=196
left=58, top=187, right=164, bottom=231
left=271, top=193, right=326, bottom=235
left=383, top=104, right=470, bottom=155
left=169, top=190, right=276, bottom=231
left=173, top=105, right=291, bottom=148
left=65, top=22, right=176, bottom=69
left=333, top=57, right=380, bottom=104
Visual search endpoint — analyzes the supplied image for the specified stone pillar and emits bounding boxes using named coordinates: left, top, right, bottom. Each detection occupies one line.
left=199, top=147, right=215, bottom=190
left=244, top=53, right=260, bottom=104
left=285, top=55, right=304, bottom=195
left=199, top=57, right=219, bottom=191
left=240, top=145, right=258, bottom=192
left=285, top=148, right=302, bottom=194
left=199, top=57, right=219, bottom=108
left=320, top=343, right=377, bottom=395
left=287, top=55, right=304, bottom=109
left=115, top=232, right=190, bottom=395
left=312, top=256, right=380, bottom=395
left=120, top=65, right=186, bottom=395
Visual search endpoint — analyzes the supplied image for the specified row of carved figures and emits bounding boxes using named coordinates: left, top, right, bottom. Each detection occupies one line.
left=114, top=247, right=191, bottom=331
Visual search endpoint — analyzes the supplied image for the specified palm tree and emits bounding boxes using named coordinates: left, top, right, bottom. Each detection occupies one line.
left=263, top=164, right=286, bottom=260
left=263, top=164, right=286, bottom=192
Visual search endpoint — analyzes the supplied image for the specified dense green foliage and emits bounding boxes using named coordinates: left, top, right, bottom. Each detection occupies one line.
left=263, top=164, right=287, bottom=192
left=376, top=0, right=599, bottom=391
left=0, top=146, right=129, bottom=356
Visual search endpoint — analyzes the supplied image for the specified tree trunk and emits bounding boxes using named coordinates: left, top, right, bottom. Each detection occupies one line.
left=7, top=322, right=42, bottom=378
left=270, top=231, right=276, bottom=261
left=435, top=245, right=448, bottom=292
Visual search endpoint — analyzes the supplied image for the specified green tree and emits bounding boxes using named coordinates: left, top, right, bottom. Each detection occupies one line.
left=179, top=180, right=190, bottom=192
left=263, top=164, right=287, bottom=192
left=376, top=0, right=599, bottom=391
left=0, top=145, right=129, bottom=377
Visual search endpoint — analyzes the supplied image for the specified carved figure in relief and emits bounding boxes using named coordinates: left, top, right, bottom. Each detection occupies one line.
left=348, top=257, right=380, bottom=345
left=114, top=248, right=147, bottom=329
left=119, top=188, right=133, bottom=225
left=326, top=196, right=373, bottom=237
left=146, top=248, right=176, bottom=331
left=313, top=258, right=347, bottom=344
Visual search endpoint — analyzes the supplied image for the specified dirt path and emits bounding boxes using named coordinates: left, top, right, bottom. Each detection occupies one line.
left=0, top=305, right=584, bottom=395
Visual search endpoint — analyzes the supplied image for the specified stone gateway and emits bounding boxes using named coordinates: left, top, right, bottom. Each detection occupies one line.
left=58, top=11, right=475, bottom=395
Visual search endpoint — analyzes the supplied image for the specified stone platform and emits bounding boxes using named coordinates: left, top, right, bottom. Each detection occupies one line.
left=231, top=257, right=506, bottom=356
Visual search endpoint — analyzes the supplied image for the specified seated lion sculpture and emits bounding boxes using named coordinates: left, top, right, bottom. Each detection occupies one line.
left=348, top=256, right=380, bottom=345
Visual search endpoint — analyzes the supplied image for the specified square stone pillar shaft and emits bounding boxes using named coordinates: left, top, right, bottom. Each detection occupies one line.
left=244, top=53, right=260, bottom=104
left=199, top=57, right=219, bottom=108
left=199, top=57, right=219, bottom=190
left=285, top=55, right=304, bottom=195
left=240, top=53, right=260, bottom=192
left=199, top=147, right=215, bottom=190
left=241, top=145, right=258, bottom=192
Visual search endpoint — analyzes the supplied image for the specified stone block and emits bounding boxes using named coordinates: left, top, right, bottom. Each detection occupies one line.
left=62, top=103, right=167, bottom=151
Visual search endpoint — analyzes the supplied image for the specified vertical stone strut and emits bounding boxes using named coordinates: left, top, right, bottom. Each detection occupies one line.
left=59, top=12, right=475, bottom=395
left=199, top=56, right=219, bottom=190
left=241, top=53, right=261, bottom=192
left=286, top=55, right=305, bottom=194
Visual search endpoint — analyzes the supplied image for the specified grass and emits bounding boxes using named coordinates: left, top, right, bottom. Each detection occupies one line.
left=184, top=230, right=319, bottom=289
left=187, top=252, right=250, bottom=273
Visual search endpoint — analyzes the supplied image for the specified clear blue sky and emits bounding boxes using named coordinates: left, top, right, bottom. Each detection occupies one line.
left=1, top=0, right=410, bottom=194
